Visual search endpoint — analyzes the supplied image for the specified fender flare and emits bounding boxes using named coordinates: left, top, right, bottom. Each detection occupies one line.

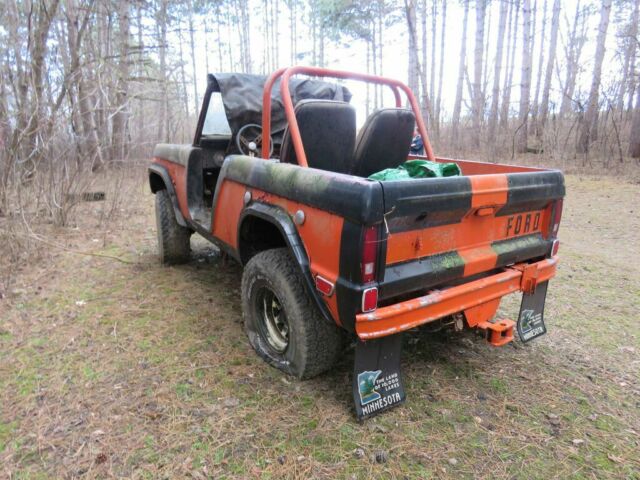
left=148, top=164, right=188, bottom=227
left=238, top=203, right=338, bottom=327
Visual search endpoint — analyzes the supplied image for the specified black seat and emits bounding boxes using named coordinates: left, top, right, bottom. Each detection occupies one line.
left=280, top=99, right=356, bottom=174
left=351, top=108, right=416, bottom=178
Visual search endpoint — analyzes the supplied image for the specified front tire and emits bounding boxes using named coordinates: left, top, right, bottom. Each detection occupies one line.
left=242, top=248, right=344, bottom=379
left=155, top=189, right=191, bottom=264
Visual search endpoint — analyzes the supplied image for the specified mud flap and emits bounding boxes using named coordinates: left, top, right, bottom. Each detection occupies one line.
left=353, top=334, right=406, bottom=420
left=517, top=280, right=549, bottom=342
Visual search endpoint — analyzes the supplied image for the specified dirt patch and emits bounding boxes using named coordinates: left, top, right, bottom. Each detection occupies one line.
left=1, top=172, right=639, bottom=479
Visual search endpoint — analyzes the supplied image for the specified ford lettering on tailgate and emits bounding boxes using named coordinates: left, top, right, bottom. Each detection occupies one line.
left=506, top=212, right=541, bottom=236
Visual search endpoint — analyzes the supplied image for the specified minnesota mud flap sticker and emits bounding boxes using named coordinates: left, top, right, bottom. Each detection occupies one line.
left=517, top=280, right=549, bottom=342
left=353, top=334, right=405, bottom=420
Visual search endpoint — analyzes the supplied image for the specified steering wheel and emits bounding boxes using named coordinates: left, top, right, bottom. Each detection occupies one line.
left=236, top=124, right=273, bottom=157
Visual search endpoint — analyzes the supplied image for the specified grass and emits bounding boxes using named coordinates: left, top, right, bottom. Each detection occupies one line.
left=0, top=173, right=639, bottom=479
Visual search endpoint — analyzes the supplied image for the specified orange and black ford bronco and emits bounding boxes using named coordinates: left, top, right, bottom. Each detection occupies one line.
left=149, top=67, right=564, bottom=419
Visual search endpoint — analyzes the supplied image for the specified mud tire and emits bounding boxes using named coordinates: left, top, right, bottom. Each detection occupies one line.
left=242, top=248, right=345, bottom=379
left=155, top=189, right=191, bottom=265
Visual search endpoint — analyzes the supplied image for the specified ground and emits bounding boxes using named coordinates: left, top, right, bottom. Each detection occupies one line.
left=1, top=171, right=639, bottom=479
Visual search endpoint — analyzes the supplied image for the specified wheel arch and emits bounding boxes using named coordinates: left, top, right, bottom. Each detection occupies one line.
left=148, top=164, right=188, bottom=227
left=238, top=203, right=338, bottom=327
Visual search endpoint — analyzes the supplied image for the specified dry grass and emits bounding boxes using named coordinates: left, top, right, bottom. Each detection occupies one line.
left=0, top=170, right=639, bottom=479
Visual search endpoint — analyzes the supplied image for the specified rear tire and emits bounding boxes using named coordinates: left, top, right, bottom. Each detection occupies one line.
left=242, top=248, right=344, bottom=379
left=155, top=189, right=191, bottom=265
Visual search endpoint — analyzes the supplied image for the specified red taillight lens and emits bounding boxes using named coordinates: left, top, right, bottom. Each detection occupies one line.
left=361, top=226, right=378, bottom=283
left=362, top=287, right=378, bottom=312
left=551, top=199, right=563, bottom=237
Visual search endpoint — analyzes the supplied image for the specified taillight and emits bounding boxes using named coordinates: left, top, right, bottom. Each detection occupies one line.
left=550, top=199, right=563, bottom=237
left=361, top=226, right=378, bottom=283
left=362, top=287, right=378, bottom=312
left=551, top=239, right=560, bottom=256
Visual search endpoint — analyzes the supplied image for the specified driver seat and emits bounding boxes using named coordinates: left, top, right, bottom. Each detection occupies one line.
left=280, top=99, right=357, bottom=174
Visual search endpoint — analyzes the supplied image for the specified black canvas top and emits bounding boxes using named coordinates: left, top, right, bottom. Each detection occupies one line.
left=208, top=73, right=352, bottom=141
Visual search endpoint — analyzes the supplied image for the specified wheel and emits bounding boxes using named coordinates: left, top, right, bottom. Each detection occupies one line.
left=236, top=124, right=274, bottom=157
left=241, top=248, right=345, bottom=379
left=155, top=189, right=191, bottom=264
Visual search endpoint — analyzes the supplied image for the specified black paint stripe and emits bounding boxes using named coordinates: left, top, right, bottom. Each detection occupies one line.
left=380, top=176, right=473, bottom=233
left=379, top=251, right=466, bottom=300
left=492, top=234, right=551, bottom=267
left=497, top=171, right=565, bottom=216
left=221, top=155, right=385, bottom=224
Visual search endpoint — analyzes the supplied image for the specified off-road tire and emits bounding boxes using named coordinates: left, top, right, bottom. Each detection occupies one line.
left=155, top=189, right=191, bottom=264
left=242, top=248, right=345, bottom=379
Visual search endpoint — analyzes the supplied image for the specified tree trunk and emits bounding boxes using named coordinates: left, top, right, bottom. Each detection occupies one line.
left=539, top=0, right=560, bottom=133
left=157, top=0, right=168, bottom=141
left=501, top=0, right=519, bottom=127
left=532, top=0, right=548, bottom=132
left=471, top=0, right=486, bottom=147
left=405, top=0, right=421, bottom=110
left=630, top=83, right=640, bottom=157
left=204, top=19, right=210, bottom=75
left=560, top=1, right=585, bottom=116
left=435, top=0, right=446, bottom=136
left=25, top=0, right=62, bottom=160
left=430, top=0, right=437, bottom=109
left=517, top=0, right=533, bottom=153
left=487, top=0, right=508, bottom=142
left=111, top=0, right=130, bottom=162
left=378, top=11, right=384, bottom=107
left=452, top=0, right=469, bottom=142
left=177, top=24, right=190, bottom=126
left=66, top=0, right=103, bottom=169
left=577, top=0, right=612, bottom=154
left=188, top=5, right=199, bottom=114
left=620, top=0, right=639, bottom=112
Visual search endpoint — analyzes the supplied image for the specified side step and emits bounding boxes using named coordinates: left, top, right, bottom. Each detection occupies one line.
left=477, top=319, right=515, bottom=346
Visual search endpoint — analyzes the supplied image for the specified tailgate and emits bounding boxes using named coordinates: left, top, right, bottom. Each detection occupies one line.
left=378, top=171, right=564, bottom=300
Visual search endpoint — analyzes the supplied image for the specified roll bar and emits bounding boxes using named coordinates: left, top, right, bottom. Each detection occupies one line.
left=260, top=66, right=435, bottom=166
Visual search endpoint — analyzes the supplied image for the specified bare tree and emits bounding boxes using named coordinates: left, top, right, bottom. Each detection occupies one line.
left=435, top=0, right=447, bottom=134
left=156, top=0, right=169, bottom=141
left=560, top=1, right=587, bottom=116
left=517, top=0, right=533, bottom=153
left=501, top=0, right=520, bottom=127
left=538, top=0, right=560, bottom=132
left=577, top=0, right=612, bottom=154
left=630, top=83, right=640, bottom=157
left=452, top=0, right=470, bottom=142
left=405, top=0, right=421, bottom=110
left=531, top=0, right=548, bottom=131
left=618, top=0, right=639, bottom=113
left=111, top=0, right=131, bottom=162
left=471, top=0, right=487, bottom=147
left=488, top=0, right=509, bottom=142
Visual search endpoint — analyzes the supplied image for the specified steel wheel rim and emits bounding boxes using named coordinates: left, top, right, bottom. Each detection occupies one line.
left=257, top=287, right=289, bottom=353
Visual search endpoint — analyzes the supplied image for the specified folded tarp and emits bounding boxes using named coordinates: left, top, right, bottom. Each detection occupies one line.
left=368, top=159, right=461, bottom=181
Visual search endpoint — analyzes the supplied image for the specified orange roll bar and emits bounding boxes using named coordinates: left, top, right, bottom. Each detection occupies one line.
left=260, top=66, right=435, bottom=166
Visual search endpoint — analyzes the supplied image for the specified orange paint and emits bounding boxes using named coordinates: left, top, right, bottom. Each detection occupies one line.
left=386, top=207, right=550, bottom=267
left=212, top=179, right=344, bottom=324
left=153, top=158, right=190, bottom=220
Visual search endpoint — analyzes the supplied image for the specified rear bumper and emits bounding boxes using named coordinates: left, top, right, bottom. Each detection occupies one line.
left=355, top=256, right=558, bottom=339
